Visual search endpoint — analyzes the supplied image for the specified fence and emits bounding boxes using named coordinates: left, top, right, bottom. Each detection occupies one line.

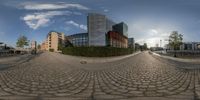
left=152, top=50, right=200, bottom=57
left=0, top=49, right=30, bottom=57
left=166, top=50, right=200, bottom=55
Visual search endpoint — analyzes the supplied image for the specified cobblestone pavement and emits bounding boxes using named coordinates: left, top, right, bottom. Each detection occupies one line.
left=0, top=51, right=200, bottom=100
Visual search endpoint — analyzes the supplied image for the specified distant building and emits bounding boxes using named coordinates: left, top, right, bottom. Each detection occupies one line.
left=135, top=43, right=141, bottom=51
left=128, top=38, right=135, bottom=49
left=46, top=31, right=65, bottom=52
left=31, top=41, right=37, bottom=50
left=87, top=13, right=115, bottom=46
left=150, top=47, right=164, bottom=51
left=180, top=42, right=200, bottom=50
left=40, top=42, right=46, bottom=51
left=67, top=33, right=88, bottom=47
left=0, top=43, right=11, bottom=51
left=112, top=22, right=128, bottom=37
left=0, top=42, right=4, bottom=51
left=156, top=44, right=159, bottom=47
left=107, top=31, right=128, bottom=48
left=106, top=19, right=116, bottom=32
left=41, top=13, right=133, bottom=50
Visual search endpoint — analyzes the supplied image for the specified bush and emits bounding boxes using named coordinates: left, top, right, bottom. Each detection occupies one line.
left=62, top=47, right=134, bottom=57
left=49, top=49, right=54, bottom=52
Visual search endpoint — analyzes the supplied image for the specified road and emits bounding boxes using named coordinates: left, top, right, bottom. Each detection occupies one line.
left=0, top=51, right=200, bottom=100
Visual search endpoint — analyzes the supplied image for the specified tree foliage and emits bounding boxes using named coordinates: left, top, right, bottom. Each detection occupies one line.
left=169, top=31, right=183, bottom=50
left=16, top=35, right=29, bottom=48
left=37, top=44, right=41, bottom=49
left=58, top=43, right=63, bottom=51
left=143, top=43, right=148, bottom=50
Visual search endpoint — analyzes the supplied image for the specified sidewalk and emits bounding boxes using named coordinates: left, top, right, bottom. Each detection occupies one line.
left=151, top=51, right=200, bottom=64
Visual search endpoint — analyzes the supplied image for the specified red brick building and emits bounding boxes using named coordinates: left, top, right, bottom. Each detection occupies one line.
left=107, top=31, right=128, bottom=48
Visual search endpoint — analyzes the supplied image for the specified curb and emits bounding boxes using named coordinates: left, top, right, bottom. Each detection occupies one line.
left=150, top=51, right=200, bottom=64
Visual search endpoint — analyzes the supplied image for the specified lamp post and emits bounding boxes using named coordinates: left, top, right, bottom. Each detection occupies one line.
left=164, top=39, right=170, bottom=55
left=160, top=40, right=162, bottom=47
left=34, top=41, right=37, bottom=55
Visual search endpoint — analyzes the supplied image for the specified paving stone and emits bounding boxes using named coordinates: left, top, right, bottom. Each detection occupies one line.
left=0, top=51, right=200, bottom=99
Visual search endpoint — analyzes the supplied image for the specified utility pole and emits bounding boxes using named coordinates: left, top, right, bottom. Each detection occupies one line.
left=34, top=41, right=37, bottom=54
left=160, top=40, right=162, bottom=47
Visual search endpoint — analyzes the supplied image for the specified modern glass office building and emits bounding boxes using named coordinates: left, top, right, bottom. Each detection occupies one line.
left=112, top=22, right=128, bottom=37
left=67, top=33, right=88, bottom=47
left=88, top=13, right=115, bottom=46
left=128, top=38, right=135, bottom=49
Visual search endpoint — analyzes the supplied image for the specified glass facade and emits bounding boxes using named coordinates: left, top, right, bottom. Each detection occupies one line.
left=67, top=33, right=88, bottom=47
left=87, top=13, right=129, bottom=47
left=106, top=19, right=116, bottom=32
left=88, top=13, right=115, bottom=46
left=128, top=38, right=135, bottom=48
left=112, top=22, right=128, bottom=37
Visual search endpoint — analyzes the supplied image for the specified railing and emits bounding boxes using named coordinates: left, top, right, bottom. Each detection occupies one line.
left=0, top=50, right=31, bottom=57
left=167, top=50, right=200, bottom=54
left=155, top=50, right=200, bottom=56
left=0, top=50, right=14, bottom=57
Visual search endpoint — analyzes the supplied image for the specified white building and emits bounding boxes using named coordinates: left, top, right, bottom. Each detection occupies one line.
left=180, top=42, right=200, bottom=50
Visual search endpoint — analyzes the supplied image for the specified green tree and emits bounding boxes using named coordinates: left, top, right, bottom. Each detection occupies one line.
left=143, top=43, right=148, bottom=50
left=37, top=44, right=41, bottom=50
left=169, top=31, right=183, bottom=57
left=58, top=43, right=63, bottom=51
left=16, top=35, right=29, bottom=48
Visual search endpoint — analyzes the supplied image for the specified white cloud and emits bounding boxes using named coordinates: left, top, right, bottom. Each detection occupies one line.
left=137, top=28, right=170, bottom=47
left=66, top=20, right=79, bottom=27
left=21, top=2, right=89, bottom=10
left=128, top=20, right=180, bottom=47
left=19, top=2, right=88, bottom=30
left=66, top=20, right=87, bottom=30
left=151, top=29, right=158, bottom=34
left=22, top=11, right=74, bottom=29
left=80, top=25, right=87, bottom=30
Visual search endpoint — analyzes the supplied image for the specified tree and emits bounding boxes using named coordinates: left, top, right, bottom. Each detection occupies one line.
left=16, top=35, right=29, bottom=48
left=168, top=31, right=183, bottom=57
left=143, top=43, right=148, bottom=50
left=58, top=43, right=63, bottom=51
left=134, top=43, right=140, bottom=51
left=37, top=44, right=41, bottom=50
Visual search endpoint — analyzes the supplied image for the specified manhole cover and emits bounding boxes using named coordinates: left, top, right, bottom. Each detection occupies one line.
left=80, top=61, right=87, bottom=64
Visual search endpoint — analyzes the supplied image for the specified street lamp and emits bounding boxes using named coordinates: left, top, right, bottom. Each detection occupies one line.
left=160, top=40, right=162, bottom=47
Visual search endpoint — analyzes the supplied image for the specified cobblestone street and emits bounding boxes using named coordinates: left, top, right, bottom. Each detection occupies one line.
left=0, top=52, right=200, bottom=100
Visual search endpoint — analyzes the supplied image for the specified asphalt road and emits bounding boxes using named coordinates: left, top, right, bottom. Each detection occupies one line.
left=0, top=51, right=200, bottom=100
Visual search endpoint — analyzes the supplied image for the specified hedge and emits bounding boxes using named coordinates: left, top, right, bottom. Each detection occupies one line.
left=62, top=47, right=134, bottom=57
left=49, top=49, right=54, bottom=52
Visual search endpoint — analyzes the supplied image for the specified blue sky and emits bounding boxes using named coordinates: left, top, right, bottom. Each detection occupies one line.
left=0, top=0, right=200, bottom=47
